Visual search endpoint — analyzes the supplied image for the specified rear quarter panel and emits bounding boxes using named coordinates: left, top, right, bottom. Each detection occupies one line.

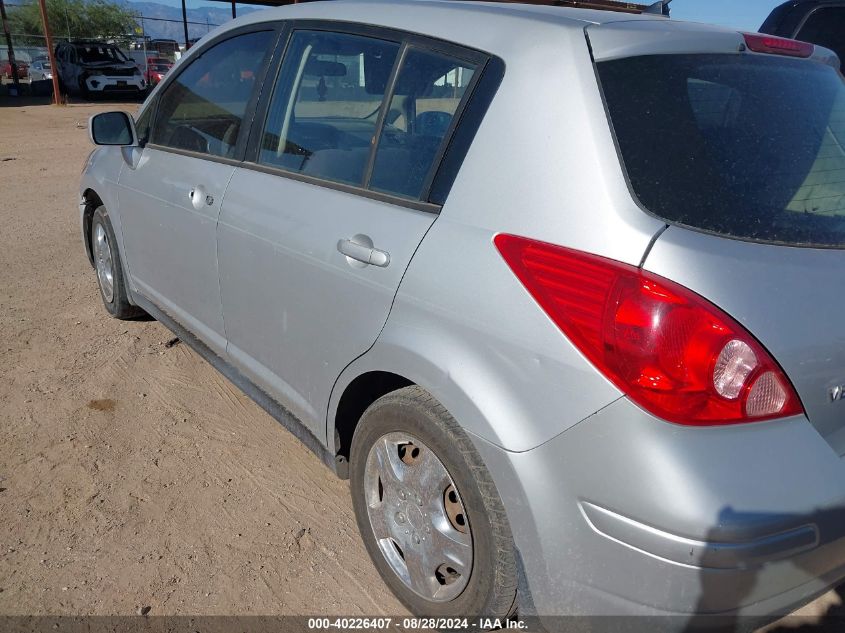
left=330, top=23, right=665, bottom=452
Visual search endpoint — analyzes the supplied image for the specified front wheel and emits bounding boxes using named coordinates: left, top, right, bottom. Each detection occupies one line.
left=91, top=206, right=145, bottom=320
left=350, top=386, right=517, bottom=619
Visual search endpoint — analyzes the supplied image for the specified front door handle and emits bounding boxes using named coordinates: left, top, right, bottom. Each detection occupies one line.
left=189, top=185, right=214, bottom=210
left=337, top=238, right=390, bottom=268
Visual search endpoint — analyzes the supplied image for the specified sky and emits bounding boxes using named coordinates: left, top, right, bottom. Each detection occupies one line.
left=141, top=0, right=787, bottom=33
left=668, top=0, right=783, bottom=32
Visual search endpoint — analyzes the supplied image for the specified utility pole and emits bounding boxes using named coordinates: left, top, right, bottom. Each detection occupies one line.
left=180, top=0, right=188, bottom=52
left=141, top=16, right=147, bottom=77
left=0, top=0, right=21, bottom=97
left=36, top=0, right=61, bottom=104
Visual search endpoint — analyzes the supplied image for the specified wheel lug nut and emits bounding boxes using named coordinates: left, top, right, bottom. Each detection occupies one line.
left=425, top=525, right=431, bottom=534
left=416, top=497, right=422, bottom=506
left=395, top=512, right=406, bottom=524
left=413, top=533, right=420, bottom=545
left=399, top=491, right=407, bottom=500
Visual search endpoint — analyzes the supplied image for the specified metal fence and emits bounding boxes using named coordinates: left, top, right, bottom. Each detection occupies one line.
left=1, top=13, right=221, bottom=68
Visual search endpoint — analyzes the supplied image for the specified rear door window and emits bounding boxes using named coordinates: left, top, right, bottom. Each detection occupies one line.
left=152, top=30, right=275, bottom=159
left=597, top=54, right=845, bottom=247
left=259, top=30, right=401, bottom=185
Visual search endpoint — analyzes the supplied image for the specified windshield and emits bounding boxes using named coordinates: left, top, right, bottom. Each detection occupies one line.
left=76, top=44, right=128, bottom=64
left=597, top=54, right=845, bottom=247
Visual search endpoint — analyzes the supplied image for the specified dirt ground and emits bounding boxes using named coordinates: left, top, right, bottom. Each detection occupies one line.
left=0, top=98, right=840, bottom=627
left=0, top=98, right=405, bottom=617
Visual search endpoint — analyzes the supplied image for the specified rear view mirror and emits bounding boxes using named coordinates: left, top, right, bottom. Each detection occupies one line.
left=89, top=111, right=137, bottom=146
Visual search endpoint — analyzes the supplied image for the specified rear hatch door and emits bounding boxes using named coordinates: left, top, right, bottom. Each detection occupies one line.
left=589, top=20, right=845, bottom=453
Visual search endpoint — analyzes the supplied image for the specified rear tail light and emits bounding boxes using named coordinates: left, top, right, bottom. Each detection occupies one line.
left=743, top=33, right=814, bottom=58
left=495, top=234, right=803, bottom=426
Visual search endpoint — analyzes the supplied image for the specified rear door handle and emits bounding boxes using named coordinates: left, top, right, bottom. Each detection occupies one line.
left=337, top=238, right=390, bottom=268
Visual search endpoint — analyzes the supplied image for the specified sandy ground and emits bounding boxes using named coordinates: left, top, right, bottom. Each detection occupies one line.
left=0, top=97, right=841, bottom=628
left=0, top=98, right=405, bottom=617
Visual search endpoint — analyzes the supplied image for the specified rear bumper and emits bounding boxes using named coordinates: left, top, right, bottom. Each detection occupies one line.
left=471, top=398, right=845, bottom=624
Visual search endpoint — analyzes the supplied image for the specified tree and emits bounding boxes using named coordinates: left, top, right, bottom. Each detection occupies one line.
left=8, top=0, right=138, bottom=45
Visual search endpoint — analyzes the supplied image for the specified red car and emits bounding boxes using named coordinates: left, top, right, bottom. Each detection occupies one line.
left=1, top=60, right=29, bottom=80
left=144, top=57, right=172, bottom=86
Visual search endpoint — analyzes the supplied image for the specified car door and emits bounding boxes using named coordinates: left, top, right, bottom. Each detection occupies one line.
left=55, top=45, right=68, bottom=86
left=117, top=28, right=277, bottom=356
left=217, top=25, right=484, bottom=436
left=64, top=44, right=81, bottom=91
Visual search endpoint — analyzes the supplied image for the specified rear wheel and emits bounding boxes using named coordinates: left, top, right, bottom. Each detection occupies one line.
left=91, top=206, right=144, bottom=320
left=350, top=386, right=517, bottom=619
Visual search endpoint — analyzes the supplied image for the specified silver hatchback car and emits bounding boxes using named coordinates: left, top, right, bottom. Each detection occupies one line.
left=81, top=0, right=845, bottom=627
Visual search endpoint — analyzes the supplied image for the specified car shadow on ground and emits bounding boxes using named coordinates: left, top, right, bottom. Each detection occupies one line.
left=681, top=506, right=845, bottom=633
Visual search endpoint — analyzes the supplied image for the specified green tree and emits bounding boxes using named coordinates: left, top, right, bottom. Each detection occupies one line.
left=9, top=0, right=139, bottom=45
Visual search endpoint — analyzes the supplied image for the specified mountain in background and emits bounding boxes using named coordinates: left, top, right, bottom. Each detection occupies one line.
left=120, top=0, right=260, bottom=40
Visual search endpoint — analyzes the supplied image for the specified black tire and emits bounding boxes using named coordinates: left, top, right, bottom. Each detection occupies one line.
left=350, top=386, right=517, bottom=620
left=91, top=206, right=144, bottom=320
left=79, top=77, right=91, bottom=100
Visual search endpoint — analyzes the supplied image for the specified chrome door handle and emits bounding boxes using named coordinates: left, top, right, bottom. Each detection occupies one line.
left=337, top=238, right=390, bottom=268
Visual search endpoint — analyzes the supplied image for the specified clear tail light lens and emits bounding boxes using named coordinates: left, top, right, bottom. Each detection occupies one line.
left=494, top=234, right=804, bottom=426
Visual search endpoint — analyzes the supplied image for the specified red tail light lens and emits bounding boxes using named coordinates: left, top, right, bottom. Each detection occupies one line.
left=743, top=33, right=814, bottom=58
left=495, top=234, right=804, bottom=426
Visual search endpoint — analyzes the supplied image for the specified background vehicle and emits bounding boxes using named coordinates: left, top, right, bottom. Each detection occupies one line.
left=29, top=59, right=52, bottom=82
left=55, top=40, right=145, bottom=98
left=80, top=0, right=845, bottom=627
left=143, top=56, right=173, bottom=87
left=149, top=38, right=180, bottom=58
left=1, top=59, right=28, bottom=80
left=761, top=0, right=844, bottom=68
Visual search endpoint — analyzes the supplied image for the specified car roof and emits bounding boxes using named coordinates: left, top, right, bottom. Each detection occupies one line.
left=232, top=0, right=664, bottom=31
left=71, top=40, right=119, bottom=47
left=198, top=0, right=759, bottom=65
left=207, top=0, right=752, bottom=61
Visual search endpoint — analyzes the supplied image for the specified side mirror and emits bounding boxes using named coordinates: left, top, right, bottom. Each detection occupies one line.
left=89, top=111, right=137, bottom=146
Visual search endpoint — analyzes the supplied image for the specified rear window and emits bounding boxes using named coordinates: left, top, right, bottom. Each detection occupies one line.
left=597, top=54, right=845, bottom=247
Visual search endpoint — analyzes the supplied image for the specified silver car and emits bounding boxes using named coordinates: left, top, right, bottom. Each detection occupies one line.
left=80, top=0, right=845, bottom=627
left=29, top=59, right=52, bottom=81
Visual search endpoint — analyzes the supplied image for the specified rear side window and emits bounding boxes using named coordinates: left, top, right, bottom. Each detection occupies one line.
left=152, top=30, right=274, bottom=159
left=797, top=7, right=845, bottom=67
left=598, top=54, right=845, bottom=247
left=370, top=48, right=476, bottom=199
left=259, top=29, right=482, bottom=202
